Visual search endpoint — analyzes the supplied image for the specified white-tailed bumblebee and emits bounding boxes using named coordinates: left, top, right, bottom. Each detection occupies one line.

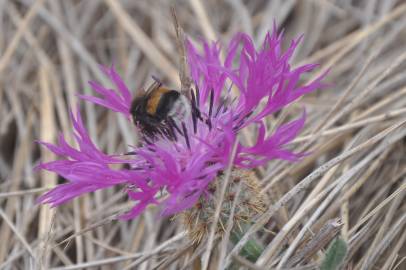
left=130, top=79, right=191, bottom=138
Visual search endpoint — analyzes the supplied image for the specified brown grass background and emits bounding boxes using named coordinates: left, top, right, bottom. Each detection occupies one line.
left=0, top=0, right=405, bottom=269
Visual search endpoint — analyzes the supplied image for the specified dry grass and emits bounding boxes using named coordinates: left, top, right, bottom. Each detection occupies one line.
left=0, top=1, right=405, bottom=269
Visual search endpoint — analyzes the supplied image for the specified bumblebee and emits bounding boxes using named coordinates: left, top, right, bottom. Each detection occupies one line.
left=130, top=79, right=191, bottom=137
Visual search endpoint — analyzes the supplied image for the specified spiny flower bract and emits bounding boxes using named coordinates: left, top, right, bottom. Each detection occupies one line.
left=37, top=28, right=328, bottom=219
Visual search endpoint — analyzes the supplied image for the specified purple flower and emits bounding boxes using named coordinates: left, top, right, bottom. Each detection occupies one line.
left=37, top=29, right=328, bottom=219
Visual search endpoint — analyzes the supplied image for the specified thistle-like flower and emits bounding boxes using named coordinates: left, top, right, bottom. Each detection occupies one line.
left=37, top=28, right=327, bottom=238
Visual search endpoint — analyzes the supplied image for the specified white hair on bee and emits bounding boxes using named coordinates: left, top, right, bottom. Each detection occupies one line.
left=168, top=94, right=191, bottom=123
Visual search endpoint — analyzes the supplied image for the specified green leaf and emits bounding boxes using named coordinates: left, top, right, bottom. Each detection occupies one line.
left=320, top=237, right=348, bottom=270
left=230, top=227, right=263, bottom=262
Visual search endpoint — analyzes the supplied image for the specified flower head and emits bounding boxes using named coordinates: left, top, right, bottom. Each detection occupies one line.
left=37, top=28, right=327, bottom=219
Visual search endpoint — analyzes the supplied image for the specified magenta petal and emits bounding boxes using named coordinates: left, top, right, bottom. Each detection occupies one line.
left=236, top=112, right=306, bottom=167
left=119, top=189, right=158, bottom=220
left=80, top=66, right=132, bottom=118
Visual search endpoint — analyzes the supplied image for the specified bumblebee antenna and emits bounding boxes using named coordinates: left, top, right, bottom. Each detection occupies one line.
left=151, top=75, right=162, bottom=86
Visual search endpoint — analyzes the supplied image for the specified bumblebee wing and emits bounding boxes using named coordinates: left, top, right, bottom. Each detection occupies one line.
left=144, top=80, right=162, bottom=96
